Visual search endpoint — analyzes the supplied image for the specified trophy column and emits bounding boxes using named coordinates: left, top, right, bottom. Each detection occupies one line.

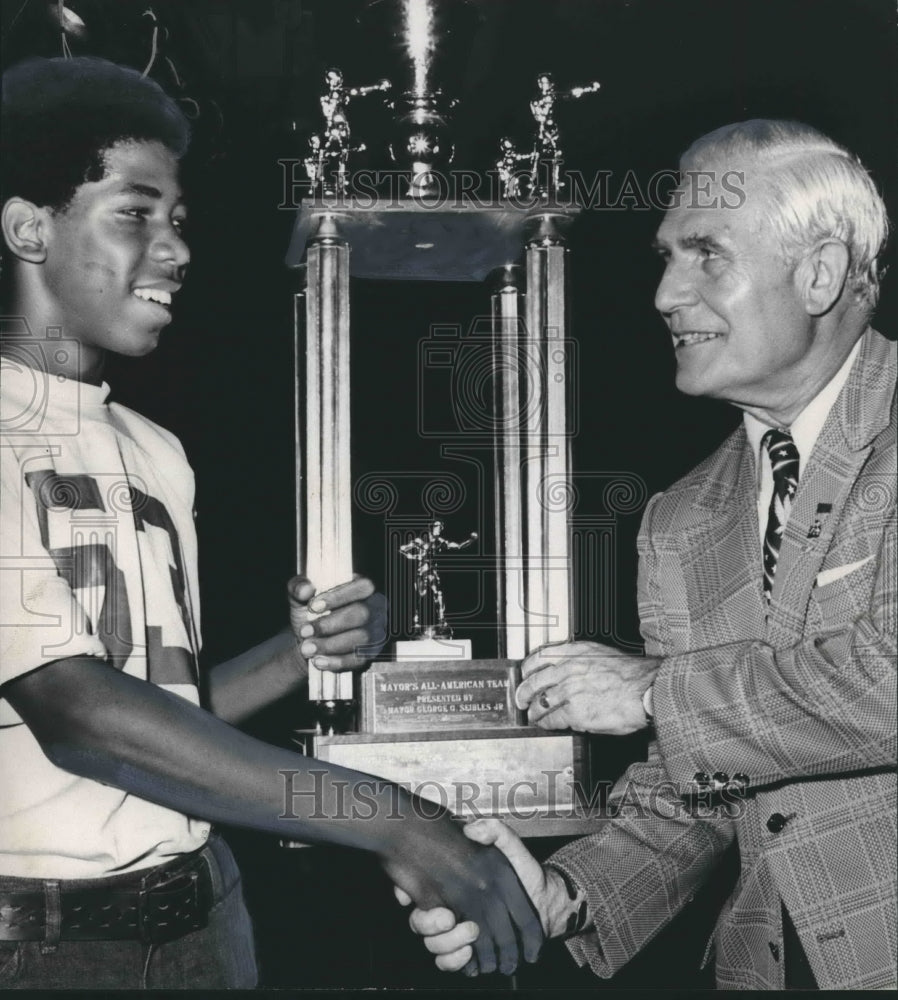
left=295, top=214, right=355, bottom=718
left=522, top=213, right=572, bottom=653
left=491, top=264, right=527, bottom=659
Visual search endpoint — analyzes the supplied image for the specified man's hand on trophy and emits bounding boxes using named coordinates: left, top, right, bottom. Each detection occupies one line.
left=516, top=641, right=659, bottom=736
left=384, top=816, right=545, bottom=976
left=393, top=818, right=580, bottom=975
left=288, top=575, right=388, bottom=671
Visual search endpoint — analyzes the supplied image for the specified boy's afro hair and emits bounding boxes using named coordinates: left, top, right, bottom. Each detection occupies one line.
left=1, top=56, right=190, bottom=210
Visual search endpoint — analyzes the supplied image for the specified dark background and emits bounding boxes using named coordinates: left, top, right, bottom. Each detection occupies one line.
left=2, top=0, right=896, bottom=991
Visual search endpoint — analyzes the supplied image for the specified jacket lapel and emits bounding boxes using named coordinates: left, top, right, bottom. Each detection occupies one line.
left=767, top=329, right=895, bottom=645
left=680, top=429, right=767, bottom=646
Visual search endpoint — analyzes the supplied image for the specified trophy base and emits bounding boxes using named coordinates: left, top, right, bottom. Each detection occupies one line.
left=288, top=727, right=600, bottom=839
left=281, top=659, right=602, bottom=848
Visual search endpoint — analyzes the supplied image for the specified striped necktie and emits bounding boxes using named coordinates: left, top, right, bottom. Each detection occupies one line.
left=762, top=429, right=800, bottom=599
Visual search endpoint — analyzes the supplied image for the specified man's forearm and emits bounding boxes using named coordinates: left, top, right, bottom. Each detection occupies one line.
left=653, top=614, right=896, bottom=788
left=545, top=742, right=735, bottom=978
left=207, top=630, right=308, bottom=725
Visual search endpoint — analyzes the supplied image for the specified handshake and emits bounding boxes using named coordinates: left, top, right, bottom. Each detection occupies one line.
left=391, top=816, right=590, bottom=977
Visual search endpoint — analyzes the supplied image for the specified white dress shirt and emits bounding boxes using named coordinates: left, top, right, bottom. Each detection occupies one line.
left=744, top=338, right=862, bottom=545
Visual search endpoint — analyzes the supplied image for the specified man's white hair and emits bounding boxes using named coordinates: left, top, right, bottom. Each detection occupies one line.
left=682, top=119, right=890, bottom=310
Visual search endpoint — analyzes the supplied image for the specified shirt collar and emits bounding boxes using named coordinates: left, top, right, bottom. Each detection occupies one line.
left=744, top=338, right=862, bottom=480
left=1, top=357, right=111, bottom=417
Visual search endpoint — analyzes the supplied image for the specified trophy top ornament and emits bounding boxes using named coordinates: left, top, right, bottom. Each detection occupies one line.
left=527, top=72, right=602, bottom=199
left=309, top=67, right=391, bottom=197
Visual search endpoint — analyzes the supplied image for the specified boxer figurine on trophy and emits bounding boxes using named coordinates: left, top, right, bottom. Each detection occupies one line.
left=314, top=67, right=391, bottom=195
left=399, top=520, right=477, bottom=640
left=528, top=72, right=601, bottom=198
left=495, top=136, right=534, bottom=198
left=303, top=133, right=324, bottom=191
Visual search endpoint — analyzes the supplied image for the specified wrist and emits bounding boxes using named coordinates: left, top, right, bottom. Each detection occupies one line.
left=541, top=864, right=591, bottom=939
left=642, top=682, right=654, bottom=726
left=639, top=655, right=661, bottom=728
left=382, top=787, right=451, bottom=861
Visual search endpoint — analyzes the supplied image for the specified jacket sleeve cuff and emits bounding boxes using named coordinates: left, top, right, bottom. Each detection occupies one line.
left=547, top=836, right=632, bottom=978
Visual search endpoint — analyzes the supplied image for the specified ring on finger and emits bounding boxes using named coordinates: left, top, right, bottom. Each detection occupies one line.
left=538, top=690, right=551, bottom=710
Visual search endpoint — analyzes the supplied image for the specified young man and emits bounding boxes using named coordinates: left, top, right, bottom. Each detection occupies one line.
left=0, top=57, right=541, bottom=989
left=404, top=120, right=896, bottom=990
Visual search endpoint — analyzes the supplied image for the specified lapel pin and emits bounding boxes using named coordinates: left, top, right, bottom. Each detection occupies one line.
left=807, top=502, right=832, bottom=539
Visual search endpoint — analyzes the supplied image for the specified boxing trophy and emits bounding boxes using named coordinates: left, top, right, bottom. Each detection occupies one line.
left=286, top=0, right=597, bottom=834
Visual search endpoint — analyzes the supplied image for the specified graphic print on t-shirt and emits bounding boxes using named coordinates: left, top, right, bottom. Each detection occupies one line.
left=24, top=469, right=197, bottom=686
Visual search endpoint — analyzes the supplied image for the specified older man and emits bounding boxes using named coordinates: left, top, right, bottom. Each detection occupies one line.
left=401, top=120, right=896, bottom=990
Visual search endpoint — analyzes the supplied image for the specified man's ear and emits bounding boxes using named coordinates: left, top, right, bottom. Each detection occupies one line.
left=795, top=239, right=850, bottom=316
left=1, top=198, right=50, bottom=263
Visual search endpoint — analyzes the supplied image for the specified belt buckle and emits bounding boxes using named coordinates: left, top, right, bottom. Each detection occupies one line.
left=139, top=868, right=207, bottom=945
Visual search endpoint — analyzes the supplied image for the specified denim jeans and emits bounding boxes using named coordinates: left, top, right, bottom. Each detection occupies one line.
left=0, top=834, right=258, bottom=989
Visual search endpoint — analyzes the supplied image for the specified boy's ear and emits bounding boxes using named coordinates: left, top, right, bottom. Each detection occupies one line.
left=1, top=198, right=50, bottom=263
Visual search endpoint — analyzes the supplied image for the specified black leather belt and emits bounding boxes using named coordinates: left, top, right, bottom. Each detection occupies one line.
left=0, top=849, right=213, bottom=945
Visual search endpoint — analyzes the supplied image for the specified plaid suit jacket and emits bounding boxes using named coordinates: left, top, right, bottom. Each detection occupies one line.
left=550, top=328, right=896, bottom=989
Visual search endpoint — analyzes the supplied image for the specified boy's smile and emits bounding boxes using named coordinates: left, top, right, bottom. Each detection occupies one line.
left=37, top=139, right=189, bottom=381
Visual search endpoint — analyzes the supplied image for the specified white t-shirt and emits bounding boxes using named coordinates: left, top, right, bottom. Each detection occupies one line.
left=0, top=356, right=211, bottom=878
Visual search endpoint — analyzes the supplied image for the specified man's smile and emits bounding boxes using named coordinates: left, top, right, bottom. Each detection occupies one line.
left=672, top=330, right=724, bottom=348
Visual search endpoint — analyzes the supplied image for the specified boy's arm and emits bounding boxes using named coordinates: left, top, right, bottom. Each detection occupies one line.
left=207, top=576, right=387, bottom=726
left=3, top=655, right=542, bottom=975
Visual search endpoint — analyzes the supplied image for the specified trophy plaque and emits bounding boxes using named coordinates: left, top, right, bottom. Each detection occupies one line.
left=361, top=659, right=521, bottom=734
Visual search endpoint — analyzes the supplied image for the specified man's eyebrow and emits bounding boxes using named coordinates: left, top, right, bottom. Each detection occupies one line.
left=680, top=233, right=726, bottom=252
left=651, top=233, right=727, bottom=254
